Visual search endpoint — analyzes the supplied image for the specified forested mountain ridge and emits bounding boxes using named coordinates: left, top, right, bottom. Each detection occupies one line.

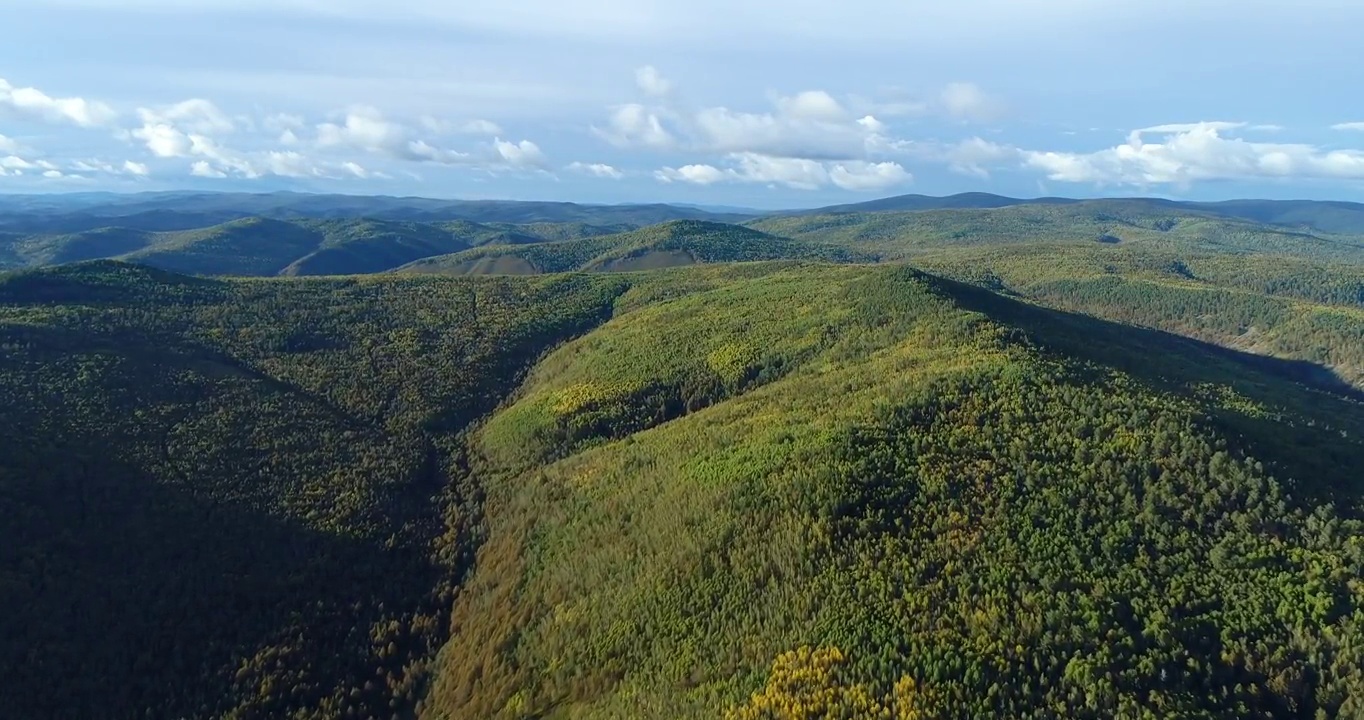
left=0, top=191, right=747, bottom=234
left=4, top=258, right=1364, bottom=718
left=397, top=220, right=875, bottom=275
left=0, top=261, right=635, bottom=719
left=0, top=216, right=627, bottom=276
left=798, top=192, right=1364, bottom=235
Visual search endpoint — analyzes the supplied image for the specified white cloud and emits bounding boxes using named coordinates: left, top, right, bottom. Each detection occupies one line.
left=0, top=77, right=116, bottom=127
left=133, top=122, right=193, bottom=158
left=0, top=134, right=20, bottom=153
left=42, top=169, right=65, bottom=179
left=728, top=152, right=829, bottom=189
left=940, top=82, right=1002, bottom=122
left=1333, top=122, right=1364, bottom=131
left=595, top=103, right=675, bottom=148
left=316, top=107, right=537, bottom=169
left=1, top=156, right=38, bottom=171
left=190, top=160, right=227, bottom=178
left=613, top=69, right=910, bottom=192
left=692, top=104, right=872, bottom=160
left=279, top=129, right=300, bottom=145
left=656, top=152, right=910, bottom=191
left=567, top=161, right=624, bottom=178
left=493, top=138, right=548, bottom=168
left=122, top=160, right=150, bottom=176
left=1023, top=121, right=1364, bottom=185
left=655, top=164, right=731, bottom=185
left=341, top=161, right=371, bottom=178
left=856, top=115, right=887, bottom=134
left=635, top=66, right=672, bottom=97
left=317, top=106, right=410, bottom=154
left=775, top=90, right=846, bottom=122
left=829, top=161, right=912, bottom=190
left=138, top=99, right=235, bottom=134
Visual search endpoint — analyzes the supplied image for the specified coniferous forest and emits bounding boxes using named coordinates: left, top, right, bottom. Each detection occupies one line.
left=5, top=195, right=1364, bottom=719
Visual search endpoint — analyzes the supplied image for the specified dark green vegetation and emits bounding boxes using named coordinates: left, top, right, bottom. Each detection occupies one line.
left=0, top=217, right=627, bottom=276
left=0, top=191, right=744, bottom=234
left=398, top=220, right=874, bottom=275
left=7, top=191, right=1364, bottom=719
left=796, top=192, right=1364, bottom=236
left=0, top=262, right=632, bottom=719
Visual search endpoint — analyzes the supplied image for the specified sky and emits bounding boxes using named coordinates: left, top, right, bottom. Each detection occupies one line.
left=2, top=0, right=1364, bottom=208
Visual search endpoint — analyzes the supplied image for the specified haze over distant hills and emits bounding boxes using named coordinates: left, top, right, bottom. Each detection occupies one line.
left=5, top=190, right=1364, bottom=236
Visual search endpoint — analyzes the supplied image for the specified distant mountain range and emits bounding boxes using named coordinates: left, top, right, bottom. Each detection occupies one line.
left=4, top=190, right=1364, bottom=235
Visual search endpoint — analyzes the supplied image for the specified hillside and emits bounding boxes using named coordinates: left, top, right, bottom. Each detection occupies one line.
left=801, top=193, right=1364, bottom=235
left=0, top=217, right=624, bottom=277
left=0, top=192, right=750, bottom=235
left=4, top=259, right=1364, bottom=718
left=0, top=261, right=632, bottom=719
left=398, top=219, right=874, bottom=275
left=751, top=203, right=1364, bottom=263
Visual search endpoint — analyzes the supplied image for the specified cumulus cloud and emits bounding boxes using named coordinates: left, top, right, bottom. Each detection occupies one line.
left=595, top=104, right=676, bottom=149
left=775, top=90, right=846, bottom=122
left=567, top=161, right=624, bottom=179
left=829, top=161, right=912, bottom=190
left=1333, top=122, right=1364, bottom=131
left=190, top=160, right=227, bottom=178
left=1022, top=122, right=1364, bottom=186
left=692, top=103, right=877, bottom=160
left=0, top=134, right=21, bottom=154
left=493, top=138, right=547, bottom=168
left=635, top=66, right=673, bottom=97
left=657, top=152, right=910, bottom=191
left=655, top=163, right=731, bottom=185
left=317, top=106, right=543, bottom=170
left=0, top=77, right=116, bottom=127
left=609, top=68, right=910, bottom=191
left=122, top=160, right=150, bottom=176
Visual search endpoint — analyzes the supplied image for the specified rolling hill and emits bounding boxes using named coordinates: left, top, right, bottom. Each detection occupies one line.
left=800, top=192, right=1364, bottom=235
left=0, top=216, right=626, bottom=276
left=0, top=191, right=751, bottom=234
left=4, top=258, right=1364, bottom=718
left=397, top=219, right=876, bottom=276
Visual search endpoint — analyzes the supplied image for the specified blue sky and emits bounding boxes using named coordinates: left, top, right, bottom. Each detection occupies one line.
left=2, top=0, right=1363, bottom=208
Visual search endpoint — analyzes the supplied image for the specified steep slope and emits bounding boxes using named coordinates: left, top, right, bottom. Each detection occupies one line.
left=418, top=264, right=1364, bottom=719
left=7, top=259, right=1364, bottom=719
left=0, top=261, right=631, bottom=720
left=277, top=219, right=496, bottom=276
left=398, top=219, right=874, bottom=275
left=121, top=216, right=327, bottom=275
left=887, top=244, right=1364, bottom=388
left=4, top=226, right=158, bottom=265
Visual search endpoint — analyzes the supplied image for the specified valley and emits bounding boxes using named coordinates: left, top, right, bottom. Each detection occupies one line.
left=3, top=193, right=1364, bottom=718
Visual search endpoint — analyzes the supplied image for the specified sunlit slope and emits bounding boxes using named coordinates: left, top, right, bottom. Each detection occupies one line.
left=421, top=263, right=1364, bottom=719
left=397, top=220, right=873, bottom=275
